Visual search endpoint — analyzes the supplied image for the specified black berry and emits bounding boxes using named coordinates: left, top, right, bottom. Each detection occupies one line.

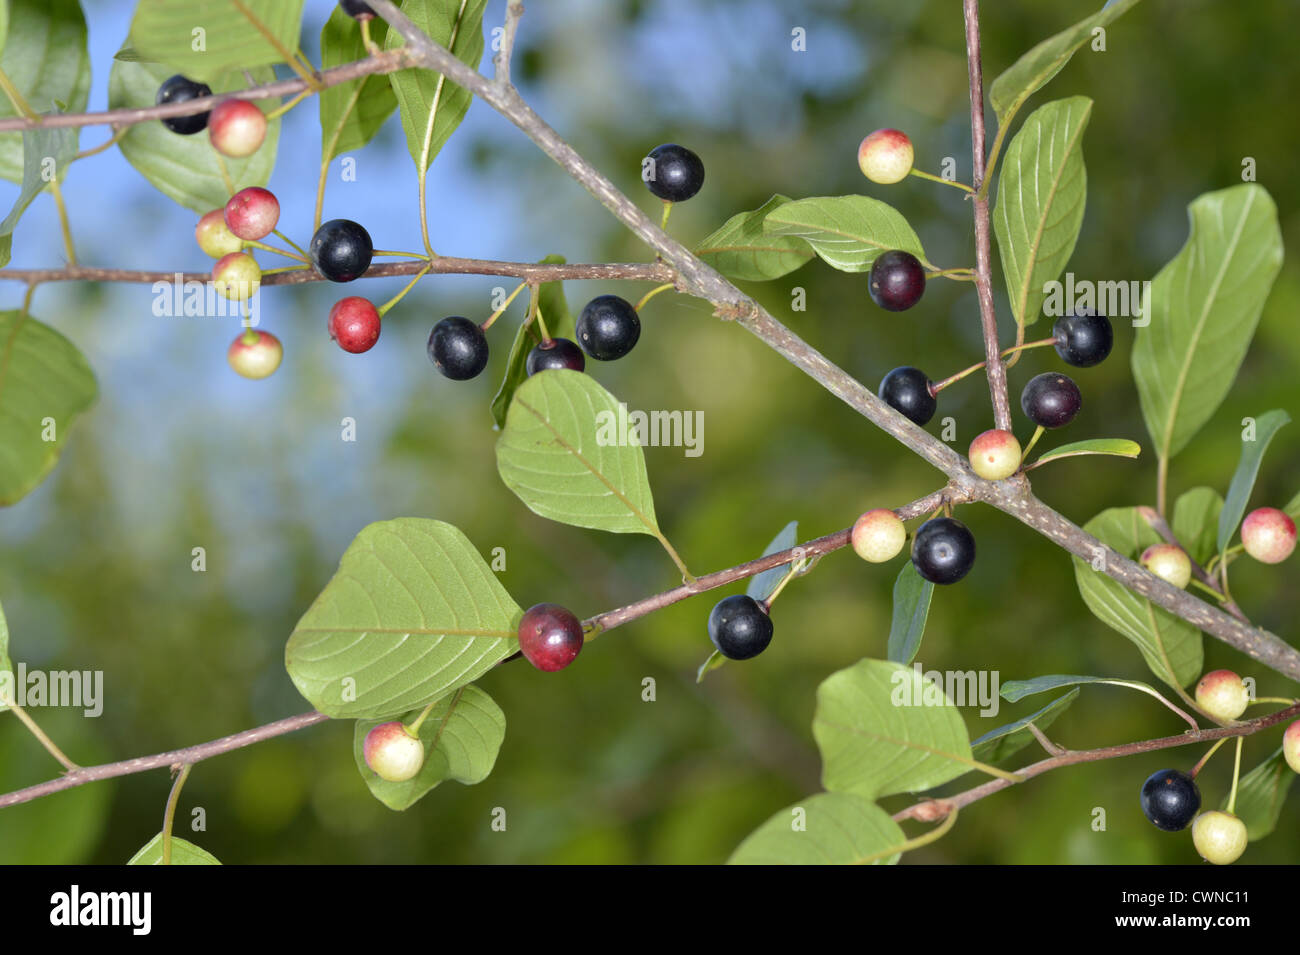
left=526, top=337, right=585, bottom=375
left=309, top=219, right=373, bottom=283
left=643, top=144, right=705, bottom=202
left=517, top=603, right=584, bottom=672
left=1053, top=309, right=1113, bottom=367
left=428, top=317, right=489, bottom=380
left=1140, top=769, right=1201, bottom=832
left=576, top=295, right=640, bottom=360
left=911, top=517, right=976, bottom=584
left=868, top=250, right=925, bottom=312
left=156, top=75, right=212, bottom=135
left=879, top=366, right=936, bottom=426
left=1021, top=372, right=1082, bottom=428
left=708, top=595, right=773, bottom=661
left=340, top=0, right=375, bottom=19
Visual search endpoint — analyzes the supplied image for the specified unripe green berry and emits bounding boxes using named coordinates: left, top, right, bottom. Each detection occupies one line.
left=211, top=251, right=261, bottom=301
left=857, top=128, right=913, bottom=184
left=968, top=429, right=1022, bottom=481
left=1283, top=721, right=1300, bottom=775
left=851, top=509, right=906, bottom=563
left=195, top=209, right=242, bottom=258
left=226, top=329, right=282, bottom=380
left=1191, top=811, right=1248, bottom=865
left=1140, top=544, right=1191, bottom=590
left=1194, top=669, right=1249, bottom=722
left=363, top=721, right=425, bottom=782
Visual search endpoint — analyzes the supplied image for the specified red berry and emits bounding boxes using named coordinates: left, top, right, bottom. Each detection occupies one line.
left=1241, top=507, right=1296, bottom=564
left=209, top=99, right=267, bottom=158
left=328, top=297, right=381, bottom=354
left=223, top=186, right=280, bottom=241
left=517, top=603, right=584, bottom=672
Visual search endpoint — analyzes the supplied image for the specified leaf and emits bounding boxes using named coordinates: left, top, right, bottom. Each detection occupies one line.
left=746, top=520, right=799, bottom=602
left=127, top=0, right=306, bottom=82
left=127, top=833, right=222, bottom=865
left=1172, top=487, right=1223, bottom=567
left=353, top=685, right=505, bottom=811
left=496, top=371, right=662, bottom=537
left=0, top=3, right=9, bottom=54
left=762, top=195, right=927, bottom=273
left=1000, top=673, right=1180, bottom=707
left=1132, top=184, right=1283, bottom=462
left=489, top=256, right=576, bottom=429
left=886, top=562, right=934, bottom=666
left=727, top=792, right=906, bottom=865
left=109, top=59, right=281, bottom=214
left=0, top=122, right=77, bottom=268
left=0, top=0, right=91, bottom=183
left=694, top=195, right=815, bottom=281
left=1032, top=437, right=1140, bottom=467
left=1070, top=508, right=1202, bottom=689
left=814, top=659, right=974, bottom=799
left=319, top=7, right=397, bottom=162
left=1286, top=490, right=1300, bottom=521
left=0, top=311, right=97, bottom=506
left=0, top=598, right=12, bottom=712
left=1217, top=409, right=1290, bottom=553
left=993, top=97, right=1091, bottom=326
left=285, top=518, right=520, bottom=720
left=696, top=649, right=726, bottom=683
left=970, top=689, right=1078, bottom=764
left=384, top=0, right=487, bottom=175
left=989, top=0, right=1143, bottom=127
left=1222, top=747, right=1295, bottom=841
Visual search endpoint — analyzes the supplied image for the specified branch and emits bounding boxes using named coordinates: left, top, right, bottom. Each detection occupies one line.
left=894, top=699, right=1300, bottom=823
left=962, top=0, right=1013, bottom=431
left=1138, top=505, right=1250, bottom=623
left=493, top=2, right=525, bottom=86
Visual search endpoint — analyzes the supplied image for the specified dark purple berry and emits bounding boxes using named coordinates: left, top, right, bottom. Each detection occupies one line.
left=1140, top=769, right=1201, bottom=832
left=157, top=75, right=212, bottom=135
left=310, top=219, right=373, bottom=283
left=911, top=517, right=976, bottom=584
left=517, top=603, right=583, bottom=672
left=576, top=295, right=640, bottom=360
left=879, top=366, right=937, bottom=426
left=526, top=337, right=585, bottom=375
left=708, top=595, right=773, bottom=660
left=868, top=250, right=925, bottom=311
left=340, top=0, right=375, bottom=19
left=1021, top=372, right=1082, bottom=428
left=428, top=316, right=489, bottom=380
left=643, top=144, right=705, bottom=202
left=1053, top=309, right=1113, bottom=367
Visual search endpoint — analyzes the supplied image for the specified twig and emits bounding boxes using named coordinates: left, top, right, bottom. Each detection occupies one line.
left=494, top=2, right=525, bottom=86
left=1137, top=505, right=1250, bottom=623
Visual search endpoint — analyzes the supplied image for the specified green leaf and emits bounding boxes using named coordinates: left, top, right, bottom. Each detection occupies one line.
left=1032, top=437, right=1140, bottom=467
left=0, top=598, right=12, bottom=712
left=1000, top=673, right=1182, bottom=708
left=0, top=122, right=77, bottom=268
left=746, top=520, right=798, bottom=602
left=1070, top=508, right=1202, bottom=689
left=0, top=311, right=97, bottom=506
left=1222, top=747, right=1295, bottom=841
left=989, top=0, right=1143, bottom=128
left=1132, top=184, right=1283, bottom=462
left=695, top=195, right=815, bottom=281
left=127, top=0, right=306, bottom=82
left=1286, top=490, right=1300, bottom=521
left=353, top=685, right=505, bottom=811
left=109, top=59, right=281, bottom=213
left=886, top=562, right=934, bottom=666
left=0, top=0, right=91, bottom=183
left=490, top=256, right=575, bottom=429
left=1217, top=409, right=1290, bottom=554
left=1172, top=487, right=1223, bottom=567
left=319, top=6, right=397, bottom=162
left=762, top=195, right=927, bottom=273
left=496, top=371, right=662, bottom=537
left=814, top=659, right=974, bottom=799
left=127, top=833, right=222, bottom=865
left=970, top=689, right=1078, bottom=764
left=727, top=792, right=906, bottom=865
left=695, top=649, right=726, bottom=683
left=384, top=0, right=487, bottom=175
left=285, top=518, right=520, bottom=720
left=0, top=4, right=9, bottom=54
left=993, top=96, right=1091, bottom=326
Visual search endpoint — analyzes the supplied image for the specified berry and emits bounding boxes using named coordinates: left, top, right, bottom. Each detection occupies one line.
left=1053, top=309, right=1113, bottom=367
left=1194, top=669, right=1249, bottom=722
left=642, top=143, right=705, bottom=202
left=328, top=297, right=381, bottom=354
left=708, top=594, right=773, bottom=661
left=1020, top=372, right=1082, bottom=428
left=156, top=75, right=212, bottom=135
left=576, top=295, right=640, bottom=361
left=1240, top=507, right=1296, bottom=564
left=211, top=251, right=260, bottom=301
left=1191, top=811, right=1248, bottom=865
left=195, top=209, right=242, bottom=259
left=968, top=429, right=1022, bottom=481
left=857, top=128, right=914, bottom=184
left=1283, top=721, right=1300, bottom=775
left=208, top=99, right=268, bottom=158
left=428, top=317, right=489, bottom=380
left=340, top=0, right=375, bottom=19
left=879, top=366, right=936, bottom=426
left=850, top=509, right=906, bottom=563
left=868, top=250, right=925, bottom=312
left=223, top=187, right=280, bottom=241
left=310, top=218, right=373, bottom=283
left=363, top=721, right=425, bottom=782
left=1141, top=544, right=1192, bottom=590
left=911, top=517, right=976, bottom=585
left=526, top=337, right=585, bottom=375
left=226, top=329, right=282, bottom=380
left=517, top=603, right=584, bottom=672
left=1139, top=769, right=1201, bottom=831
